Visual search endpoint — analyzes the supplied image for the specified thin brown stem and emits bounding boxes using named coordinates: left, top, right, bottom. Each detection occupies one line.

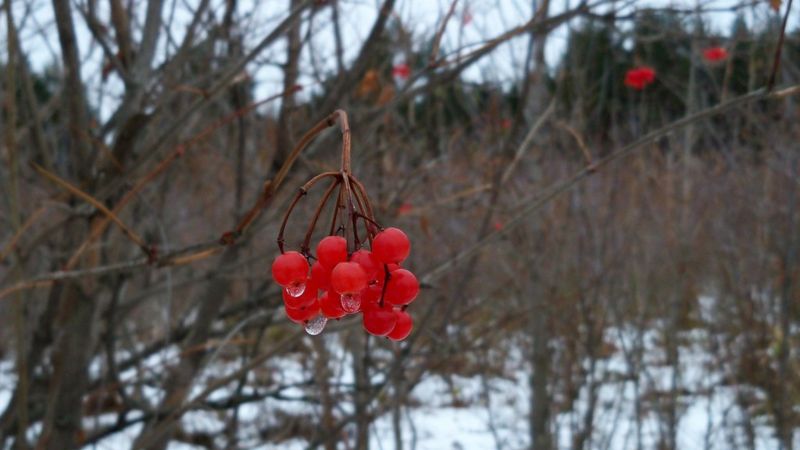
left=233, top=110, right=345, bottom=238
left=767, top=0, right=793, bottom=91
left=302, top=178, right=342, bottom=254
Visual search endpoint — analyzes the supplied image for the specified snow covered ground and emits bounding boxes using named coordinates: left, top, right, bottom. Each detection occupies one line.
left=0, top=299, right=794, bottom=449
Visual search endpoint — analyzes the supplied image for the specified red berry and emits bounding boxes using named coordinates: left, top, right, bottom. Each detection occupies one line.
left=331, top=262, right=368, bottom=294
left=362, top=304, right=398, bottom=336
left=384, top=269, right=419, bottom=306
left=271, top=251, right=309, bottom=287
left=703, top=47, right=728, bottom=63
left=372, top=228, right=410, bottom=264
left=387, top=310, right=413, bottom=341
left=351, top=249, right=381, bottom=281
left=361, top=284, right=382, bottom=307
left=317, top=236, right=347, bottom=269
left=284, top=300, right=320, bottom=323
left=311, top=261, right=332, bottom=291
left=624, top=66, right=656, bottom=90
left=282, top=278, right=318, bottom=309
left=319, top=291, right=346, bottom=319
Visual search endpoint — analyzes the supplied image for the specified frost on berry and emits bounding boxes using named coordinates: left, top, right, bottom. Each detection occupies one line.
left=340, top=292, right=362, bottom=313
left=271, top=251, right=309, bottom=287
left=304, top=315, right=328, bottom=335
left=284, top=281, right=307, bottom=298
left=269, top=110, right=419, bottom=336
left=283, top=278, right=317, bottom=309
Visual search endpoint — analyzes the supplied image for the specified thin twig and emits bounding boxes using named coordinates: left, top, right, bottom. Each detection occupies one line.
left=767, top=0, right=794, bottom=91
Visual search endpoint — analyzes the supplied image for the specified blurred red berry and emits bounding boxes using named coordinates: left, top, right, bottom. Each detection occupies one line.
left=271, top=251, right=309, bottom=287
left=372, top=227, right=411, bottom=264
left=462, top=8, right=473, bottom=25
left=624, top=66, right=656, bottom=90
left=703, top=47, right=728, bottom=63
left=392, top=63, right=411, bottom=80
left=397, top=202, right=413, bottom=216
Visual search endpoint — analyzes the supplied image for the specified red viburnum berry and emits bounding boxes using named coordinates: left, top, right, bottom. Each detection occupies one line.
left=624, top=66, right=656, bottom=90
left=317, top=236, right=347, bottom=269
left=703, top=47, right=728, bottom=63
left=387, top=310, right=413, bottom=341
left=397, top=202, right=413, bottom=216
left=361, top=284, right=382, bottom=306
left=311, top=261, right=332, bottom=291
left=372, top=227, right=411, bottom=264
left=384, top=269, right=419, bottom=306
left=319, top=291, right=346, bottom=319
left=331, top=262, right=368, bottom=294
left=362, top=303, right=398, bottom=336
left=284, top=300, right=320, bottom=323
left=392, top=63, right=411, bottom=80
left=272, top=251, right=309, bottom=287
left=283, top=278, right=318, bottom=309
left=351, top=249, right=381, bottom=281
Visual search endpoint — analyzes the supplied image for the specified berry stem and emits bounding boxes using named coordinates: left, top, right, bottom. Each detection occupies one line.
left=349, top=175, right=379, bottom=237
left=276, top=172, right=340, bottom=254
left=378, top=264, right=391, bottom=308
left=329, top=182, right=344, bottom=236
left=302, top=178, right=341, bottom=254
left=336, top=109, right=352, bottom=174
left=234, top=110, right=346, bottom=238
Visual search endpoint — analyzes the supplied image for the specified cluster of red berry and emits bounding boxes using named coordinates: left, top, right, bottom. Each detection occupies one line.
left=271, top=228, right=418, bottom=339
left=267, top=111, right=420, bottom=339
left=624, top=66, right=656, bottom=90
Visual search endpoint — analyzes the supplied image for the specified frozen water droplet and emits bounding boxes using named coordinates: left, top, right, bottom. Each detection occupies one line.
left=340, top=293, right=361, bottom=313
left=285, top=282, right=306, bottom=298
left=304, top=316, right=327, bottom=335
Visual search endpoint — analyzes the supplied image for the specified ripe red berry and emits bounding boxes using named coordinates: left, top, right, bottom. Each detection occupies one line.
left=362, top=303, right=398, bottom=336
left=703, top=47, right=728, bottom=63
left=284, top=300, right=320, bottom=323
left=271, top=251, right=309, bottom=287
left=282, top=278, right=318, bottom=309
left=392, top=63, right=411, bottom=80
left=317, top=236, right=347, bottom=269
left=387, top=310, right=413, bottom=341
left=384, top=269, right=419, bottom=306
left=351, top=249, right=381, bottom=281
left=311, top=261, right=332, bottom=291
left=372, top=228, right=410, bottom=264
left=361, top=284, right=382, bottom=306
left=331, top=262, right=368, bottom=294
left=319, top=291, right=346, bottom=319
left=624, top=66, right=656, bottom=90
